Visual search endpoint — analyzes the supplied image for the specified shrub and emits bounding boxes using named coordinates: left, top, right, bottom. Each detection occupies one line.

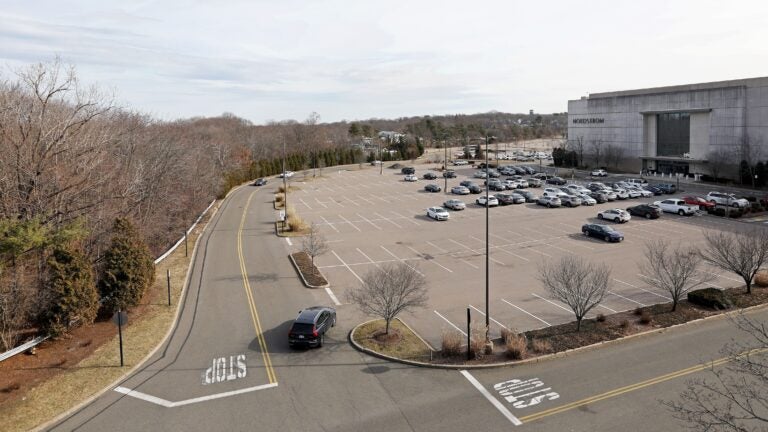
left=468, top=324, right=487, bottom=360
left=619, top=319, right=632, bottom=332
left=441, top=330, right=463, bottom=357
left=688, top=287, right=731, bottom=310
left=755, top=271, right=768, bottom=287
left=596, top=313, right=606, bottom=323
left=504, top=333, right=528, bottom=360
left=275, top=193, right=285, bottom=203
left=638, top=310, right=652, bottom=325
left=633, top=307, right=644, bottom=316
left=99, top=218, right=155, bottom=313
left=286, top=207, right=309, bottom=232
left=530, top=337, right=552, bottom=354
left=43, top=245, right=99, bottom=336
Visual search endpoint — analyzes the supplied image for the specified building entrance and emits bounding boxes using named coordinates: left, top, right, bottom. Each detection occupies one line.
left=656, top=160, right=689, bottom=175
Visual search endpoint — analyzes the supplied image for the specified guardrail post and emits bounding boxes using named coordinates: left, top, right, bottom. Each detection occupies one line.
left=184, top=231, right=188, bottom=257
left=167, top=269, right=171, bottom=306
left=467, top=307, right=471, bottom=361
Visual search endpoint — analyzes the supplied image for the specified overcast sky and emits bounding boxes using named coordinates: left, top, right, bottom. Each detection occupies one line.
left=1, top=0, right=767, bottom=124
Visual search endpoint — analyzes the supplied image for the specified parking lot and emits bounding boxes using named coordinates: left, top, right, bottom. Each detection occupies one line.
left=286, top=163, right=758, bottom=348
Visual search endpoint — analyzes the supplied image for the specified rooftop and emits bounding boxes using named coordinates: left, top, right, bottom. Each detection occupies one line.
left=576, top=76, right=768, bottom=100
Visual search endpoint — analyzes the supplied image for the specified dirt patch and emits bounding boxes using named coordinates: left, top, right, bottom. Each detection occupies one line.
left=291, top=251, right=328, bottom=287
left=353, top=319, right=432, bottom=361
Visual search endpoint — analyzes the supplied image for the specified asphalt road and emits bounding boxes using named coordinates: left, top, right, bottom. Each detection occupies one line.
left=47, top=179, right=768, bottom=432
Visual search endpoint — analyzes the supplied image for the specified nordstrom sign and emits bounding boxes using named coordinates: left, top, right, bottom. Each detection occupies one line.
left=572, top=118, right=605, bottom=124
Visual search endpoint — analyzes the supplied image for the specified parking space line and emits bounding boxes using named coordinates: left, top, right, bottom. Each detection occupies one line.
left=406, top=245, right=453, bottom=273
left=356, top=195, right=376, bottom=205
left=523, top=247, right=552, bottom=258
left=467, top=237, right=507, bottom=265
left=598, top=304, right=618, bottom=313
left=460, top=370, right=523, bottom=426
left=342, top=195, right=361, bottom=207
left=356, top=213, right=382, bottom=230
left=325, top=287, right=341, bottom=305
left=338, top=214, right=362, bottom=232
left=469, top=304, right=509, bottom=330
left=392, top=210, right=420, bottom=225
left=356, top=248, right=379, bottom=267
left=298, top=197, right=313, bottom=210
left=314, top=197, right=329, bottom=209
left=501, top=299, right=551, bottom=327
left=426, top=240, right=448, bottom=253
left=380, top=246, right=425, bottom=276
left=705, top=269, right=742, bottom=283
left=320, top=215, right=340, bottom=233
left=331, top=250, right=364, bottom=284
left=608, top=291, right=646, bottom=306
left=434, top=310, right=467, bottom=336
left=375, top=212, right=402, bottom=229
left=613, top=278, right=672, bottom=301
left=530, top=293, right=575, bottom=314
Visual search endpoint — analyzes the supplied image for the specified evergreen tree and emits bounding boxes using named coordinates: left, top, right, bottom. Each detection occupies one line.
left=99, top=218, right=155, bottom=313
left=44, top=245, right=98, bottom=336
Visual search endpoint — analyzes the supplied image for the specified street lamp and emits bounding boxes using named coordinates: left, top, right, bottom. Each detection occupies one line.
left=282, top=138, right=288, bottom=232
left=484, top=133, right=496, bottom=351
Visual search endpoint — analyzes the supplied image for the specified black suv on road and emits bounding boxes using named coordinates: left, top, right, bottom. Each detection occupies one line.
left=253, top=178, right=267, bottom=186
left=288, top=306, right=336, bottom=348
left=401, top=167, right=416, bottom=175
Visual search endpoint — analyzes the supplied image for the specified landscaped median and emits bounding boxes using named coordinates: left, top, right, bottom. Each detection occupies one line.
left=289, top=251, right=329, bottom=288
left=349, top=285, right=768, bottom=369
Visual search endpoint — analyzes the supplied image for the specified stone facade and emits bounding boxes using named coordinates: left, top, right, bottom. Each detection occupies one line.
left=567, top=77, right=768, bottom=176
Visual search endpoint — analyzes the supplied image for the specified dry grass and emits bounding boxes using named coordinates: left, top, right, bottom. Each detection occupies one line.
left=441, top=330, right=463, bottom=357
left=504, top=333, right=528, bottom=360
left=0, top=202, right=219, bottom=432
left=468, top=324, right=487, bottom=360
left=530, top=337, right=552, bottom=354
left=277, top=184, right=300, bottom=193
left=354, top=319, right=432, bottom=360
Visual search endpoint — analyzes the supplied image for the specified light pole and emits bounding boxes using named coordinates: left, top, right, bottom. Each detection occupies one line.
left=444, top=139, right=448, bottom=193
left=484, top=134, right=496, bottom=351
left=282, top=139, right=288, bottom=232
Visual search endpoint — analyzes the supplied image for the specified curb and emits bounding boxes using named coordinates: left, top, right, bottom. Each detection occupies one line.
left=348, top=302, right=768, bottom=370
left=288, top=253, right=329, bottom=289
left=34, top=180, right=254, bottom=431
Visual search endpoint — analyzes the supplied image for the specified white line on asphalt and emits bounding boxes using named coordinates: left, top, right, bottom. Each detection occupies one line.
left=114, top=383, right=279, bottom=408
left=434, top=310, right=466, bottom=335
left=501, top=299, right=551, bottom=326
left=356, top=248, right=379, bottom=267
left=285, top=238, right=292, bottom=246
left=531, top=293, right=573, bottom=314
left=613, top=278, right=672, bottom=301
left=469, top=304, right=509, bottom=330
left=325, top=287, right=341, bottom=305
left=608, top=290, right=646, bottom=306
left=375, top=212, right=402, bottom=228
left=406, top=245, right=453, bottom=273
left=426, top=240, right=448, bottom=253
left=523, top=247, right=552, bottom=258
left=392, top=210, right=420, bottom=225
left=459, top=371, right=523, bottom=426
left=342, top=195, right=361, bottom=207
left=338, top=214, right=362, bottom=232
left=299, top=197, right=313, bottom=210
left=320, top=215, right=340, bottom=233
left=598, top=304, right=618, bottom=313
left=356, top=213, right=382, bottom=230
left=356, top=195, right=376, bottom=206
left=314, top=197, right=328, bottom=209
left=380, top=246, right=425, bottom=275
left=331, top=250, right=364, bottom=283
left=706, top=270, right=741, bottom=283
left=465, top=237, right=506, bottom=265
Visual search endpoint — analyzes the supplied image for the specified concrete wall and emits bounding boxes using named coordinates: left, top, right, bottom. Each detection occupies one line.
left=689, top=112, right=710, bottom=159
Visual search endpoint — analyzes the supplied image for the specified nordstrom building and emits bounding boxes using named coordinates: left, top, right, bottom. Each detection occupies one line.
left=567, top=77, right=768, bottom=177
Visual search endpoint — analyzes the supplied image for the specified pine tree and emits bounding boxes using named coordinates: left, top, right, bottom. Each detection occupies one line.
left=44, top=245, right=98, bottom=336
left=99, top=218, right=155, bottom=313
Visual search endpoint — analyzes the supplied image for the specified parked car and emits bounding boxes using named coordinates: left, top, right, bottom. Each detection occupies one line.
left=473, top=171, right=488, bottom=179
left=683, top=195, right=716, bottom=210
left=578, top=193, right=597, bottom=206
left=460, top=180, right=474, bottom=187
left=451, top=186, right=470, bottom=195
left=624, top=188, right=642, bottom=198
left=706, top=191, right=750, bottom=208
left=494, top=193, right=516, bottom=205
left=522, top=166, right=537, bottom=175
left=488, top=181, right=506, bottom=191
left=253, top=178, right=267, bottom=186
left=278, top=170, right=295, bottom=178
left=519, top=190, right=538, bottom=202
left=561, top=195, right=583, bottom=207
left=626, top=178, right=648, bottom=185
left=526, top=178, right=543, bottom=188
left=288, top=306, right=336, bottom=348
left=468, top=185, right=483, bottom=194
left=427, top=206, right=450, bottom=220
left=452, top=160, right=469, bottom=166
left=591, top=169, right=608, bottom=177
left=598, top=208, right=631, bottom=223
left=626, top=185, right=653, bottom=197
left=626, top=204, right=662, bottom=219
left=509, top=192, right=526, bottom=204
left=442, top=170, right=456, bottom=178
left=654, top=183, right=677, bottom=194
left=537, top=196, right=562, bottom=208
left=600, top=189, right=618, bottom=201
left=487, top=170, right=501, bottom=178
left=504, top=179, right=521, bottom=189
left=586, top=182, right=607, bottom=191
left=644, top=185, right=664, bottom=195
left=589, top=191, right=609, bottom=203
left=443, top=199, right=466, bottom=210
left=401, top=167, right=416, bottom=175
left=566, top=184, right=591, bottom=194
left=546, top=176, right=567, bottom=185
left=423, top=172, right=437, bottom=180
left=404, top=174, right=418, bottom=182
left=612, top=188, right=630, bottom=200
left=653, top=199, right=698, bottom=216
left=424, top=184, right=441, bottom=192
left=582, top=224, right=624, bottom=242
left=476, top=196, right=499, bottom=207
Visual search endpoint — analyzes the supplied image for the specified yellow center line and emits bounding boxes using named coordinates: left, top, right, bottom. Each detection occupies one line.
left=237, top=191, right=277, bottom=384
left=519, top=347, right=768, bottom=423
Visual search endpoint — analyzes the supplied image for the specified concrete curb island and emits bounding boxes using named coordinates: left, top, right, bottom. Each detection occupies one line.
left=288, top=253, right=330, bottom=289
left=348, top=302, right=768, bottom=370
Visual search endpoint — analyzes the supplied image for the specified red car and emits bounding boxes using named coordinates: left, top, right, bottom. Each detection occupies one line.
left=683, top=196, right=716, bottom=210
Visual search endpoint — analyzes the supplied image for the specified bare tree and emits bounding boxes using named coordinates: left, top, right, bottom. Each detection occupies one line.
left=538, top=256, right=610, bottom=331
left=347, top=262, right=428, bottom=334
left=707, top=147, right=732, bottom=182
left=574, top=136, right=585, bottom=168
left=736, top=136, right=763, bottom=187
left=604, top=144, right=626, bottom=170
left=642, top=240, right=714, bottom=312
left=664, top=312, right=768, bottom=431
left=590, top=139, right=604, bottom=168
left=700, top=229, right=768, bottom=294
left=301, top=223, right=328, bottom=273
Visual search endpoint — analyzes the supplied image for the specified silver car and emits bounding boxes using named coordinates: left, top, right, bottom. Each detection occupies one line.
left=537, top=196, right=562, bottom=208
left=561, top=195, right=582, bottom=207
left=443, top=199, right=466, bottom=210
left=451, top=186, right=470, bottom=195
left=578, top=193, right=597, bottom=206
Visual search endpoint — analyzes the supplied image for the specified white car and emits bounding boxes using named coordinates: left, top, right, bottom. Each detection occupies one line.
left=453, top=160, right=469, bottom=166
left=598, top=208, right=631, bottom=223
left=625, top=189, right=642, bottom=198
left=626, top=185, right=653, bottom=197
left=404, top=174, right=418, bottom=182
left=654, top=199, right=698, bottom=216
left=578, top=193, right=597, bottom=206
left=476, top=196, right=499, bottom=207
left=427, top=207, right=450, bottom=221
left=591, top=169, right=608, bottom=177
left=566, top=184, right=591, bottom=195
left=451, top=186, right=470, bottom=195
left=612, top=188, right=630, bottom=200
left=705, top=192, right=750, bottom=208
left=277, top=171, right=295, bottom=178
left=473, top=171, right=488, bottom=179
left=443, top=199, right=466, bottom=210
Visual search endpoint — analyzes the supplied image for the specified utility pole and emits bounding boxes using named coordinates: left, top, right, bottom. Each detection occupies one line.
left=484, top=134, right=494, bottom=352
left=282, top=138, right=288, bottom=228
left=379, top=138, right=383, bottom=175
left=444, top=140, right=448, bottom=192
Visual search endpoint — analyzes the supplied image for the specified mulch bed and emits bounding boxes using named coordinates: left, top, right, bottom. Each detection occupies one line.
left=291, top=251, right=328, bottom=287
left=430, top=285, right=768, bottom=365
